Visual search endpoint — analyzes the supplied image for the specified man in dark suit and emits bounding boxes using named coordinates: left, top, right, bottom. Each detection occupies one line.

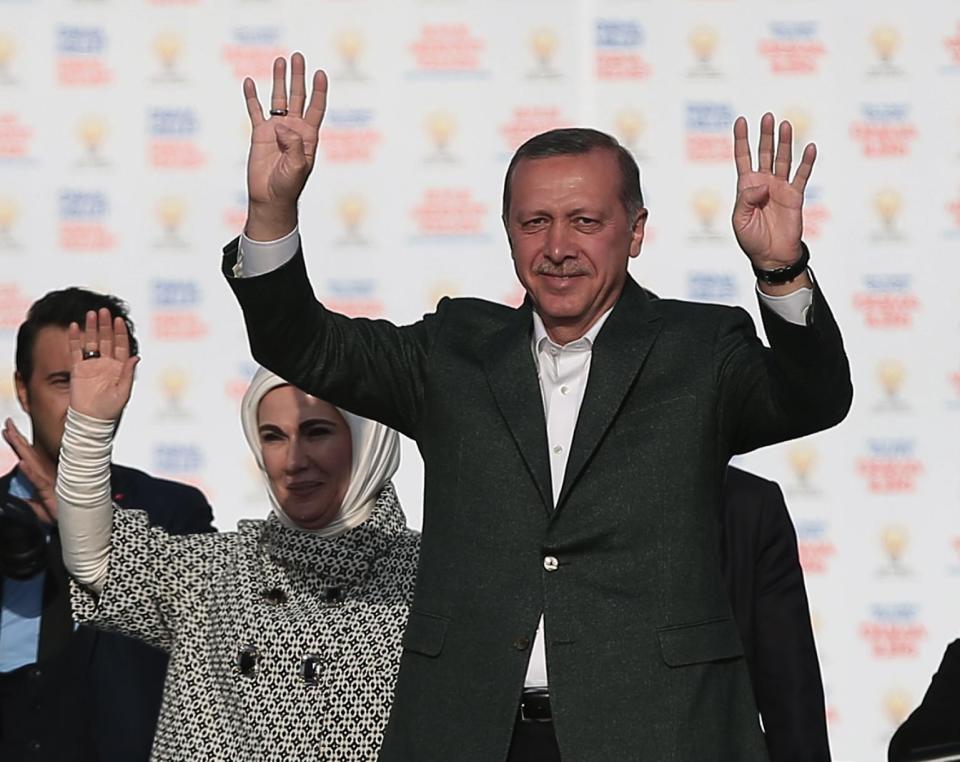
left=224, top=55, right=851, bottom=759
left=888, top=639, right=960, bottom=762
left=721, top=466, right=831, bottom=761
left=0, top=287, right=214, bottom=761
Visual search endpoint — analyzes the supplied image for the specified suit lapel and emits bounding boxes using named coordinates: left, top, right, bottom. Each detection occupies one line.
left=483, top=303, right=554, bottom=514
left=556, top=278, right=662, bottom=511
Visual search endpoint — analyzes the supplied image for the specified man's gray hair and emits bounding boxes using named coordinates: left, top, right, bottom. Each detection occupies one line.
left=501, top=127, right=644, bottom=221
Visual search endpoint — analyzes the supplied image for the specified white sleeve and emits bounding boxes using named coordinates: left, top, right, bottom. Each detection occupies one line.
left=755, top=278, right=814, bottom=327
left=234, top=227, right=301, bottom=277
left=55, top=407, right=116, bottom=594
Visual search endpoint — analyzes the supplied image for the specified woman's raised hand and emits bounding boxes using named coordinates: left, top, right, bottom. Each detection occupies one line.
left=67, top=308, right=139, bottom=421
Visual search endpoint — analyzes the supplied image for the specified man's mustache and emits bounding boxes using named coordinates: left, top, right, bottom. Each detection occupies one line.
left=534, top=262, right=590, bottom=277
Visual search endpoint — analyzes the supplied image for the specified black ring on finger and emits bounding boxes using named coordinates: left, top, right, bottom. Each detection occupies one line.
left=82, top=349, right=101, bottom=360
left=269, top=108, right=288, bottom=117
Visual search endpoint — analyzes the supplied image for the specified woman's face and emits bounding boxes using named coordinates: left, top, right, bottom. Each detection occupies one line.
left=257, top=386, right=353, bottom=530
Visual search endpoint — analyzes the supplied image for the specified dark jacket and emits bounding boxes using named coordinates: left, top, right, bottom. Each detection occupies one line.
left=721, top=466, right=831, bottom=762
left=0, top=464, right=214, bottom=762
left=888, top=639, right=960, bottom=762
left=225, top=242, right=852, bottom=761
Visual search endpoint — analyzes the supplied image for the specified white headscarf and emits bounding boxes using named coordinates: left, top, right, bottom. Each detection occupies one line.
left=240, top=367, right=400, bottom=537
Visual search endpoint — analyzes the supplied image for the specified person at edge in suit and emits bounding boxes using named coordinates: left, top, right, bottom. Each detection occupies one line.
left=721, top=466, right=831, bottom=762
left=0, top=288, right=214, bottom=761
left=888, top=639, right=960, bottom=762
left=223, top=53, right=852, bottom=761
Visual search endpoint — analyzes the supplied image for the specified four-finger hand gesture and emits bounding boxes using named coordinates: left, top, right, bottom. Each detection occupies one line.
left=244, top=52, right=328, bottom=240
left=68, top=309, right=139, bottom=422
left=732, top=113, right=815, bottom=270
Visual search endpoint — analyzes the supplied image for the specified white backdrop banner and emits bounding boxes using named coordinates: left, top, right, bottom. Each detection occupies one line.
left=0, top=1, right=958, bottom=758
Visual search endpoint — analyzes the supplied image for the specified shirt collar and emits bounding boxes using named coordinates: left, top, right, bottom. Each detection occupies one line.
left=532, top=306, right=614, bottom=355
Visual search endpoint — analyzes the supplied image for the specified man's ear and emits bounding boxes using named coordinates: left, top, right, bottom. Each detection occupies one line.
left=629, top=208, right=648, bottom=259
left=14, top=371, right=30, bottom=415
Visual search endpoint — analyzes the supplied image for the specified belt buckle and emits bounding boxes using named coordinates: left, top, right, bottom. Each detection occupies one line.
left=519, top=689, right=551, bottom=723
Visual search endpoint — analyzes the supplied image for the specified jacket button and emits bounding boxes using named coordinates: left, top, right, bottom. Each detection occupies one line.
left=235, top=644, right=260, bottom=677
left=323, top=586, right=345, bottom=604
left=513, top=636, right=530, bottom=651
left=263, top=587, right=288, bottom=605
left=300, top=654, right=322, bottom=686
left=543, top=556, right=559, bottom=572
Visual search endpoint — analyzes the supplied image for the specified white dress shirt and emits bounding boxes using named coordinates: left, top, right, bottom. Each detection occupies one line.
left=523, top=308, right=612, bottom=687
left=235, top=228, right=814, bottom=688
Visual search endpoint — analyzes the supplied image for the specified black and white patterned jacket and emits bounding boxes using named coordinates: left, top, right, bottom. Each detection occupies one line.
left=71, top=482, right=419, bottom=761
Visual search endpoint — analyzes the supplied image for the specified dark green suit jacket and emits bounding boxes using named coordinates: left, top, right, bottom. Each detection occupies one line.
left=224, top=240, right=851, bottom=761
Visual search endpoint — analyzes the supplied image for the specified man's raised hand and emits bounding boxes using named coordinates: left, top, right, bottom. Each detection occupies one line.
left=67, top=309, right=138, bottom=422
left=244, top=53, right=328, bottom=241
left=731, top=113, right=815, bottom=273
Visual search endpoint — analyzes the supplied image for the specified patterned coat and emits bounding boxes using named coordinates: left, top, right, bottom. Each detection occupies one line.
left=71, top=483, right=419, bottom=761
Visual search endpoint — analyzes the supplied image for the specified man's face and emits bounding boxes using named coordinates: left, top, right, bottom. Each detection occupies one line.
left=15, top=326, right=74, bottom=466
left=505, top=149, right=646, bottom=341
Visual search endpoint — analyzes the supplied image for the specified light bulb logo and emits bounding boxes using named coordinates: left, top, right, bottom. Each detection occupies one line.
left=689, top=26, right=718, bottom=65
left=529, top=28, right=559, bottom=77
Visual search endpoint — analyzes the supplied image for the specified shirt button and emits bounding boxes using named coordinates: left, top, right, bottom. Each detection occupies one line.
left=552, top=445, right=562, bottom=455
left=513, top=636, right=530, bottom=651
left=560, top=385, right=569, bottom=395
left=543, top=556, right=559, bottom=572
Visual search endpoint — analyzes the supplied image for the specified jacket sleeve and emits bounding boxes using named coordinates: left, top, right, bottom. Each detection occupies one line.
left=716, top=279, right=853, bottom=456
left=751, top=481, right=831, bottom=761
left=70, top=509, right=229, bottom=653
left=223, top=238, right=446, bottom=439
left=888, top=639, right=960, bottom=761
left=167, top=485, right=216, bottom=535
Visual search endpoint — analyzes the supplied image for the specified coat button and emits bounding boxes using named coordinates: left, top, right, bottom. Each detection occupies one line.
left=300, top=654, right=322, bottom=686
left=513, top=636, right=530, bottom=651
left=543, top=556, right=559, bottom=572
left=235, top=644, right=260, bottom=677
left=323, top=586, right=345, bottom=604
left=263, top=587, right=288, bottom=605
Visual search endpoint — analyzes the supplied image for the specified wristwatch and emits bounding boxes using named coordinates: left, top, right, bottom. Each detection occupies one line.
left=752, top=242, right=810, bottom=285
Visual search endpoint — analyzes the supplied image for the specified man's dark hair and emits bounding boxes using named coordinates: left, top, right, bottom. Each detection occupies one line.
left=15, top=287, right=139, bottom=383
left=501, top=127, right=644, bottom=221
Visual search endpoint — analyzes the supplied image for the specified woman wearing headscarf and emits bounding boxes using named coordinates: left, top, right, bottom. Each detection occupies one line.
left=54, top=309, right=419, bottom=762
